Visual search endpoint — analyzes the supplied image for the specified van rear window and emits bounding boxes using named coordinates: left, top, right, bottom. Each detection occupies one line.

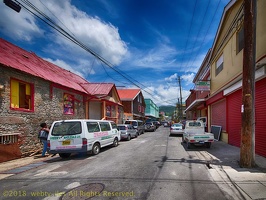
left=52, top=122, right=82, bottom=136
left=125, top=121, right=137, bottom=126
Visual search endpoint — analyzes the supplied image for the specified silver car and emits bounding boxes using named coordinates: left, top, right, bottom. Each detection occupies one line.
left=117, top=124, right=138, bottom=141
left=170, top=123, right=184, bottom=136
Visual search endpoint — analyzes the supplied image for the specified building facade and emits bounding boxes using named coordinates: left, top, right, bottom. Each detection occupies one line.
left=144, top=99, right=159, bottom=121
left=0, top=38, right=123, bottom=161
left=185, top=0, right=266, bottom=157
left=117, top=89, right=146, bottom=121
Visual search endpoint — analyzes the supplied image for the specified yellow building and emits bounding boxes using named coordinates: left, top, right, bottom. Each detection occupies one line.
left=207, top=0, right=266, bottom=157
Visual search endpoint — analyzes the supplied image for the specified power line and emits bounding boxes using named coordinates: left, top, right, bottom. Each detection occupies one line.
left=15, top=0, right=158, bottom=96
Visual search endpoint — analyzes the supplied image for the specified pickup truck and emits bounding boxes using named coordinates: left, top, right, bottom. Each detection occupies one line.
left=182, top=120, right=214, bottom=149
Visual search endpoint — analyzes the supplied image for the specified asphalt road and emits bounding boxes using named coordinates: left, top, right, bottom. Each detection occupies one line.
left=0, top=126, right=244, bottom=200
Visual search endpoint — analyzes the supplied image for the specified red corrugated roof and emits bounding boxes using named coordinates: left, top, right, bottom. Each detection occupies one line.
left=117, top=89, right=140, bottom=100
left=81, top=83, right=114, bottom=96
left=0, top=38, right=88, bottom=94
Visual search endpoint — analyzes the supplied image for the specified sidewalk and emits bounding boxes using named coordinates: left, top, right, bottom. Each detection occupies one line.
left=0, top=154, right=59, bottom=179
left=203, top=141, right=266, bottom=200
left=0, top=142, right=266, bottom=199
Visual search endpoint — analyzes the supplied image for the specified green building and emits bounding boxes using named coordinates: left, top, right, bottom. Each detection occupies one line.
left=144, top=99, right=159, bottom=121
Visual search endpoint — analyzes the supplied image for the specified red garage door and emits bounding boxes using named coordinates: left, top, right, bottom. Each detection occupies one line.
left=227, top=89, right=242, bottom=147
left=211, top=99, right=226, bottom=131
left=255, top=78, right=266, bottom=157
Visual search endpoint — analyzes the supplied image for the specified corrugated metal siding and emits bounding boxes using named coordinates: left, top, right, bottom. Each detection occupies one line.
left=227, top=89, right=242, bottom=147
left=81, top=83, right=114, bottom=95
left=255, top=78, right=266, bottom=157
left=211, top=99, right=226, bottom=131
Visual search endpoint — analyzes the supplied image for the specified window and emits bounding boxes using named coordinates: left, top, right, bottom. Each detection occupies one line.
left=106, top=105, right=111, bottom=117
left=63, top=93, right=74, bottom=115
left=111, top=122, right=118, bottom=129
left=215, top=54, right=223, bottom=76
left=236, top=27, right=244, bottom=54
left=52, top=121, right=81, bottom=136
left=10, top=78, right=34, bottom=111
left=87, top=122, right=100, bottom=133
left=99, top=122, right=111, bottom=131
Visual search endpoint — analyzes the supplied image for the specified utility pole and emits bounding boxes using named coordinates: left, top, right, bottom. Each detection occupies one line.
left=177, top=98, right=180, bottom=120
left=178, top=76, right=183, bottom=119
left=240, top=0, right=256, bottom=168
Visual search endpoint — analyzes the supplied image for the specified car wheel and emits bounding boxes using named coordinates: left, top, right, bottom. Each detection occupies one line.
left=59, top=153, right=71, bottom=159
left=127, top=135, right=131, bottom=141
left=92, top=143, right=100, bottom=155
left=113, top=138, right=119, bottom=147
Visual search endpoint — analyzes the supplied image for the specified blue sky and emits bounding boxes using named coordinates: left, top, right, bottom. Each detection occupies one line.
left=0, top=0, right=229, bottom=106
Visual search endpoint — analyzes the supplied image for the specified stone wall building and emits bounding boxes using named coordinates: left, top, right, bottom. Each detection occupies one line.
left=0, top=38, right=94, bottom=161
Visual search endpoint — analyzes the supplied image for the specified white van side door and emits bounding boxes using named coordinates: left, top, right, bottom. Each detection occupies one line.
left=99, top=121, right=113, bottom=145
left=86, top=121, right=101, bottom=150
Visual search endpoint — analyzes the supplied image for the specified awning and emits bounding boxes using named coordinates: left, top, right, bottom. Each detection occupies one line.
left=185, top=99, right=205, bottom=112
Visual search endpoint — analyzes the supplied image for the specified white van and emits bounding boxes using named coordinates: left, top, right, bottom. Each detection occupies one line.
left=47, top=119, right=120, bottom=158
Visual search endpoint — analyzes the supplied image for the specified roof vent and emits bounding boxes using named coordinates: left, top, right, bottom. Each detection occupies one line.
left=22, top=54, right=29, bottom=59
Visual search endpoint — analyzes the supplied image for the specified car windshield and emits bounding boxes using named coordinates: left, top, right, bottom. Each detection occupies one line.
left=51, top=121, right=82, bottom=136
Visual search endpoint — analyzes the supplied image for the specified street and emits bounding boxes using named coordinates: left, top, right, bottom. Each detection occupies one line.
left=0, top=126, right=246, bottom=200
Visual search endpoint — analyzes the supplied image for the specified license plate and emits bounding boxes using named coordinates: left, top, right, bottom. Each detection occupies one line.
left=62, top=140, right=71, bottom=145
left=199, top=141, right=205, bottom=144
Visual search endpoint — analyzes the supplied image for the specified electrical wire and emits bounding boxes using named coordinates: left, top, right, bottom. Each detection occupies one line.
left=14, top=0, right=183, bottom=105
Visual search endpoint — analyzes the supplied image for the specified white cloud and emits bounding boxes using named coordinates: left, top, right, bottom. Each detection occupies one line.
left=165, top=73, right=178, bottom=82
left=181, top=73, right=195, bottom=84
left=0, top=1, right=43, bottom=41
left=0, top=0, right=127, bottom=65
left=44, top=57, right=96, bottom=79
left=141, top=83, right=191, bottom=107
left=42, top=0, right=127, bottom=65
left=130, top=43, right=181, bottom=70
left=44, top=58, right=83, bottom=78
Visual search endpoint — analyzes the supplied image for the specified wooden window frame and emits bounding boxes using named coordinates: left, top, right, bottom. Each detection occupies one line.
left=10, top=78, right=34, bottom=112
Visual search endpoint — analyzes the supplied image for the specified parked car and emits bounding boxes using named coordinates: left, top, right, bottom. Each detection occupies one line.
left=124, top=120, right=145, bottom=135
left=144, top=122, right=156, bottom=132
left=153, top=121, right=161, bottom=129
left=117, top=124, right=138, bottom=141
left=170, top=123, right=184, bottom=136
left=47, top=119, right=120, bottom=158
left=163, top=121, right=170, bottom=127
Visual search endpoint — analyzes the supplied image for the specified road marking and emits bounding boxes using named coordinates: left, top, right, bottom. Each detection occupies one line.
left=34, top=164, right=67, bottom=177
left=65, top=182, right=81, bottom=189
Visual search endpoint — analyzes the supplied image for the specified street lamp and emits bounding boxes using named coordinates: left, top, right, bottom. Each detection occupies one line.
left=3, top=0, right=21, bottom=13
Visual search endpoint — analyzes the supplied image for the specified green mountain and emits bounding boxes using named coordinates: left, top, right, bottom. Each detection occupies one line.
left=159, top=105, right=176, bottom=116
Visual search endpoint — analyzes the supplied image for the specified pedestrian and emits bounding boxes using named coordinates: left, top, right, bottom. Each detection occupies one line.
left=38, top=123, right=49, bottom=157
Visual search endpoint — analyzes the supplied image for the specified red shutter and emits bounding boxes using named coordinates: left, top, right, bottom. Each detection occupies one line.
left=255, top=78, right=266, bottom=157
left=211, top=99, right=226, bottom=131
left=227, top=89, right=242, bottom=147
